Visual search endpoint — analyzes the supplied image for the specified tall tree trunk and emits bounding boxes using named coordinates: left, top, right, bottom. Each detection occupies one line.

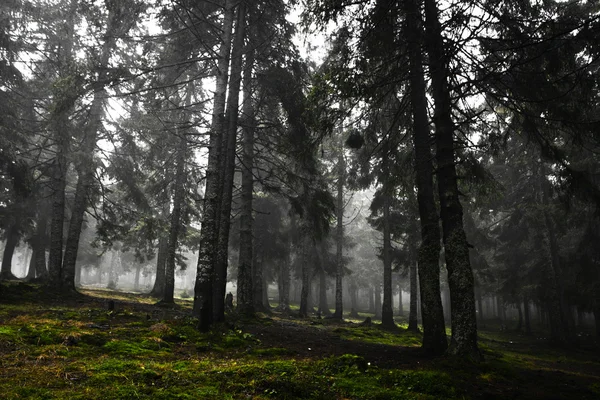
left=333, top=150, right=345, bottom=319
left=538, top=165, right=571, bottom=344
left=0, top=223, right=18, bottom=280
left=62, top=1, right=125, bottom=291
left=193, top=0, right=234, bottom=330
left=236, top=48, right=255, bottom=316
left=408, top=261, right=419, bottom=331
left=368, top=285, right=375, bottom=313
left=381, top=190, right=394, bottom=327
left=48, top=0, right=78, bottom=288
left=163, top=133, right=188, bottom=304
left=423, top=0, right=479, bottom=360
left=404, top=0, right=447, bottom=355
left=213, top=1, right=247, bottom=323
left=150, top=235, right=168, bottom=297
left=299, top=234, right=311, bottom=317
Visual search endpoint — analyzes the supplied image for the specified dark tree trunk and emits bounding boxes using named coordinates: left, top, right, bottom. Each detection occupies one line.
left=408, top=261, right=419, bottom=332
left=333, top=150, right=345, bottom=319
left=538, top=165, right=572, bottom=344
left=423, top=0, right=479, bottom=360
left=193, top=0, right=234, bottom=330
left=163, top=134, right=188, bottom=304
left=62, top=1, right=122, bottom=292
left=150, top=235, right=168, bottom=297
left=0, top=223, right=19, bottom=280
left=236, top=48, right=255, bottom=316
left=381, top=191, right=394, bottom=327
left=213, top=1, right=247, bottom=323
left=299, top=235, right=311, bottom=317
left=404, top=0, right=447, bottom=355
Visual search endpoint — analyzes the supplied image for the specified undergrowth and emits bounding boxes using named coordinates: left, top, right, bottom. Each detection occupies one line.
left=1, top=282, right=599, bottom=399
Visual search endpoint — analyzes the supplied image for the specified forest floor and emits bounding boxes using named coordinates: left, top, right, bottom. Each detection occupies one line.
left=1, top=282, right=599, bottom=399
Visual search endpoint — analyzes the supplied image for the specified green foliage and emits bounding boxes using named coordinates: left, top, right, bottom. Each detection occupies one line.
left=1, top=284, right=599, bottom=399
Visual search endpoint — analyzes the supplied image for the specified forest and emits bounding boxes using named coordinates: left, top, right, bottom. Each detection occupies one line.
left=1, top=0, right=600, bottom=398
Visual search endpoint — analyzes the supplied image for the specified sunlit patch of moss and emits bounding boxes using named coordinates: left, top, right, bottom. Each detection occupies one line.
left=333, top=325, right=422, bottom=347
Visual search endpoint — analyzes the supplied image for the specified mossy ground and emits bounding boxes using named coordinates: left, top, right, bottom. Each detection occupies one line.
left=1, top=282, right=599, bottom=399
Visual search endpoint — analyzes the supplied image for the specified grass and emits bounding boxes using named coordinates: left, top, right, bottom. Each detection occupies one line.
left=1, top=282, right=600, bottom=399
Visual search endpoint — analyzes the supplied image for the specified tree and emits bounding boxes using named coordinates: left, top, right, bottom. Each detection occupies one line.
left=422, top=0, right=480, bottom=359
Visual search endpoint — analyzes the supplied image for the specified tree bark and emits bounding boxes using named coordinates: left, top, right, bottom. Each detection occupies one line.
left=299, top=233, right=311, bottom=317
left=163, top=133, right=187, bottom=304
left=0, top=223, right=18, bottom=280
left=404, top=0, right=447, bottom=355
left=408, top=261, right=419, bottom=331
left=236, top=48, right=255, bottom=316
left=193, top=0, right=234, bottom=330
left=381, top=191, right=394, bottom=327
left=213, top=1, right=247, bottom=323
left=150, top=235, right=168, bottom=297
left=333, top=150, right=345, bottom=319
left=47, top=0, right=78, bottom=289
left=423, top=0, right=479, bottom=360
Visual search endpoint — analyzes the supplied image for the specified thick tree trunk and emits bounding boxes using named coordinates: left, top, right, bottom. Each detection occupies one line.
left=423, top=0, right=479, bottom=360
left=538, top=165, right=571, bottom=344
left=193, top=0, right=234, bottom=330
left=333, top=151, right=345, bottom=319
left=150, top=235, right=168, bottom=297
left=163, top=134, right=188, bottom=304
left=404, top=0, right=447, bottom=355
left=236, top=48, right=255, bottom=316
left=62, top=1, right=122, bottom=291
left=213, top=1, right=247, bottom=323
left=0, top=224, right=18, bottom=280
